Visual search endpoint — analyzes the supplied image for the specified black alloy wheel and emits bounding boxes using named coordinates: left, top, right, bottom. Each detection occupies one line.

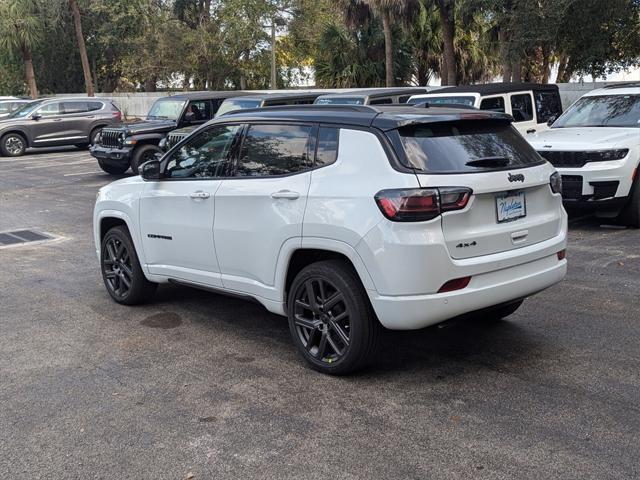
left=287, top=260, right=381, bottom=375
left=100, top=226, right=157, bottom=304
left=102, top=235, right=134, bottom=300
left=293, top=277, right=352, bottom=364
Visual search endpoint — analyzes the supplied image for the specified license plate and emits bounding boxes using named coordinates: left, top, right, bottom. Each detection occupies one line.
left=496, top=191, right=526, bottom=223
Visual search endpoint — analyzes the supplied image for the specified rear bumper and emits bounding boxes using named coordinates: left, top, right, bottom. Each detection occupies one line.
left=370, top=253, right=567, bottom=330
left=90, top=145, right=132, bottom=167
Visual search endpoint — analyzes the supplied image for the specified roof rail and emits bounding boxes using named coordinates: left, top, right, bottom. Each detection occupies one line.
left=222, top=104, right=381, bottom=116
left=602, top=82, right=640, bottom=89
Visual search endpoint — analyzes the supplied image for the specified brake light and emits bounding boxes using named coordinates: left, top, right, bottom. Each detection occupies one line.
left=112, top=111, right=122, bottom=122
left=374, top=187, right=472, bottom=222
left=438, top=276, right=471, bottom=293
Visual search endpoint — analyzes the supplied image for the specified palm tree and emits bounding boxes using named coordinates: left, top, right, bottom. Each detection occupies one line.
left=345, top=0, right=420, bottom=87
left=68, top=0, right=95, bottom=96
left=0, top=0, right=44, bottom=98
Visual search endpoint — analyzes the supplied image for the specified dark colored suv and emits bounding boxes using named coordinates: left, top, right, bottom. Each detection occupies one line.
left=91, top=91, right=248, bottom=175
left=0, top=97, right=121, bottom=157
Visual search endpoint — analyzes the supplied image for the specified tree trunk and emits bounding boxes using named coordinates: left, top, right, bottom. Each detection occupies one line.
left=512, top=58, right=522, bottom=82
left=556, top=54, right=570, bottom=82
left=69, top=0, right=94, bottom=96
left=541, top=46, right=551, bottom=83
left=21, top=44, right=38, bottom=99
left=144, top=78, right=157, bottom=92
left=498, top=28, right=511, bottom=82
left=381, top=11, right=394, bottom=87
left=438, top=0, right=456, bottom=86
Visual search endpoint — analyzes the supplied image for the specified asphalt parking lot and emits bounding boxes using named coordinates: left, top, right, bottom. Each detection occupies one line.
left=1, top=148, right=638, bottom=480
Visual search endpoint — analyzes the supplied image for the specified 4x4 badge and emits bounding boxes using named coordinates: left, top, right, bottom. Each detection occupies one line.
left=508, top=173, right=525, bottom=183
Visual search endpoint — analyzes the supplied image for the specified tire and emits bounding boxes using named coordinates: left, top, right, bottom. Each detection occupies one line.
left=476, top=300, right=524, bottom=323
left=89, top=127, right=103, bottom=146
left=617, top=178, right=640, bottom=228
left=131, top=144, right=162, bottom=175
left=98, top=158, right=129, bottom=175
left=0, top=133, right=27, bottom=157
left=287, top=260, right=381, bottom=375
left=100, top=225, right=157, bottom=305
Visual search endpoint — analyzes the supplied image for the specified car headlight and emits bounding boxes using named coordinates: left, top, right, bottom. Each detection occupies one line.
left=598, top=149, right=629, bottom=161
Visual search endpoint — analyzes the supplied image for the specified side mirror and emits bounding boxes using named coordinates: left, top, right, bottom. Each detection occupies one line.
left=31, top=113, right=42, bottom=121
left=547, top=115, right=557, bottom=127
left=140, top=159, right=161, bottom=181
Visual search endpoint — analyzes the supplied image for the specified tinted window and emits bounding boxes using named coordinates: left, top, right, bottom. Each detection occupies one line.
left=165, top=125, right=240, bottom=179
left=316, top=127, right=339, bottom=166
left=398, top=95, right=412, bottom=103
left=480, top=96, right=505, bottom=112
left=265, top=98, right=316, bottom=106
left=369, top=97, right=393, bottom=105
left=62, top=101, right=88, bottom=114
left=88, top=101, right=104, bottom=112
left=534, top=91, right=562, bottom=123
left=184, top=100, right=211, bottom=122
left=553, top=94, right=640, bottom=128
left=37, top=102, right=62, bottom=116
left=510, top=94, right=533, bottom=122
left=388, top=120, right=543, bottom=173
left=236, top=124, right=312, bottom=177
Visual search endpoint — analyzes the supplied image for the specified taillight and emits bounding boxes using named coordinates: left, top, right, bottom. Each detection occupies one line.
left=113, top=111, right=122, bottom=122
left=438, top=276, right=471, bottom=293
left=374, top=187, right=472, bottom=222
left=550, top=172, right=562, bottom=194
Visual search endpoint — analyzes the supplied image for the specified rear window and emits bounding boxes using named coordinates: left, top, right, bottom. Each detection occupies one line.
left=315, top=97, right=364, bottom=105
left=388, top=120, right=544, bottom=173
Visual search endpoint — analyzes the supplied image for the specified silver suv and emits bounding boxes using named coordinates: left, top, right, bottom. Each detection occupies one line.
left=0, top=97, right=121, bottom=157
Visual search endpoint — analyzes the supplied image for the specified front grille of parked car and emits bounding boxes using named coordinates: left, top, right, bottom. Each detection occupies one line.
left=561, top=175, right=583, bottom=200
left=165, top=131, right=189, bottom=149
left=538, top=149, right=629, bottom=168
left=100, top=129, right=123, bottom=148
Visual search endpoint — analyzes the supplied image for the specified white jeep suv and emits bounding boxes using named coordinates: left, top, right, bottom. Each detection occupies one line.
left=528, top=84, right=640, bottom=226
left=94, top=105, right=568, bottom=374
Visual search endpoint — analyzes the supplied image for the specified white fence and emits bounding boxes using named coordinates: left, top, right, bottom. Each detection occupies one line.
left=54, top=82, right=626, bottom=118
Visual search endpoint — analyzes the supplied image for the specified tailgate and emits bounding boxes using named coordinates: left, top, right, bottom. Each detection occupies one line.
left=416, top=165, right=563, bottom=259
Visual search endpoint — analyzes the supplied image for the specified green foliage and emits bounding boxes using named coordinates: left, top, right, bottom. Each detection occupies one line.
left=0, top=0, right=639, bottom=96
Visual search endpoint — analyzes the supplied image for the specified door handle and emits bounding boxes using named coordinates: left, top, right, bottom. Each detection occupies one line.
left=189, top=191, right=210, bottom=199
left=526, top=128, right=536, bottom=134
left=53, top=118, right=63, bottom=122
left=271, top=190, right=300, bottom=200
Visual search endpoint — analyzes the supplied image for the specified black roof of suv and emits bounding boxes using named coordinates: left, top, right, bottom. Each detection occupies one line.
left=218, top=104, right=513, bottom=131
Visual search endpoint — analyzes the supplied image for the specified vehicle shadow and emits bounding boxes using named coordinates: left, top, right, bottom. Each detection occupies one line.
left=153, top=284, right=545, bottom=378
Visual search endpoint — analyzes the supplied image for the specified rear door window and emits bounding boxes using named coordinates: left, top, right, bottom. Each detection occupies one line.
left=235, top=123, right=313, bottom=177
left=61, top=101, right=89, bottom=114
left=510, top=94, right=534, bottom=122
left=480, top=96, right=505, bottom=112
left=369, top=97, right=393, bottom=105
left=387, top=120, right=544, bottom=173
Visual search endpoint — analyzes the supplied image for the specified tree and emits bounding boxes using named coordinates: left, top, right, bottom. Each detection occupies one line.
left=0, top=0, right=44, bottom=98
left=68, top=0, right=94, bottom=96
left=345, top=0, right=420, bottom=87
left=434, top=0, right=456, bottom=85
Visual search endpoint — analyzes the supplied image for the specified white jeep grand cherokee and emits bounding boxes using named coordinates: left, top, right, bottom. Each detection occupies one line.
left=528, top=84, right=640, bottom=226
left=94, top=105, right=568, bottom=374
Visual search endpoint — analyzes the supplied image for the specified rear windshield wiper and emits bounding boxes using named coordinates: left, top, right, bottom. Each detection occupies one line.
left=465, top=156, right=511, bottom=168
